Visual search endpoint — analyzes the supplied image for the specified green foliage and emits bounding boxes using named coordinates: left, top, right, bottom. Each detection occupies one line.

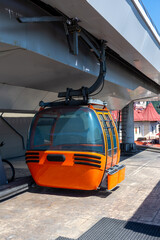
left=151, top=101, right=160, bottom=114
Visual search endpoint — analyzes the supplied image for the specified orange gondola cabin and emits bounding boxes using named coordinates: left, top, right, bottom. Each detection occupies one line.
left=26, top=100, right=125, bottom=190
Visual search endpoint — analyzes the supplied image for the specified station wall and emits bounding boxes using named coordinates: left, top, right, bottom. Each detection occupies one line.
left=0, top=113, right=33, bottom=159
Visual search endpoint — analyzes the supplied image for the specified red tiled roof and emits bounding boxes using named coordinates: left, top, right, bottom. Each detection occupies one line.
left=142, top=103, right=160, bottom=121
left=112, top=103, right=160, bottom=122
left=134, top=109, right=144, bottom=121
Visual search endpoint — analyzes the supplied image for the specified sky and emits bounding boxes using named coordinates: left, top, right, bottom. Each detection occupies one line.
left=140, top=0, right=160, bottom=33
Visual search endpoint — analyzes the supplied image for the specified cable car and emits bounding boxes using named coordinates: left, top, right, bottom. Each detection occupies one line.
left=26, top=99, right=125, bottom=190
left=26, top=41, right=125, bottom=191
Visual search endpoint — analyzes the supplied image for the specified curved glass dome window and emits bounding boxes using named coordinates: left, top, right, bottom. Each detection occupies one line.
left=28, top=107, right=105, bottom=154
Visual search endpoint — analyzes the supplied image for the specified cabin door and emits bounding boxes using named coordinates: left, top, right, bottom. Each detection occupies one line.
left=97, top=112, right=119, bottom=168
left=97, top=113, right=112, bottom=168
left=103, top=113, right=118, bottom=166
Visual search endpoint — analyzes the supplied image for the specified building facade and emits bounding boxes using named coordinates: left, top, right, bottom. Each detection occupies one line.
left=134, top=103, right=160, bottom=141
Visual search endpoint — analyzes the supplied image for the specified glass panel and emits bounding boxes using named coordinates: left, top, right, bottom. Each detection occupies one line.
left=107, top=149, right=112, bottom=168
left=34, top=117, right=54, bottom=146
left=98, top=114, right=112, bottom=157
left=105, top=114, right=117, bottom=155
left=28, top=107, right=105, bottom=154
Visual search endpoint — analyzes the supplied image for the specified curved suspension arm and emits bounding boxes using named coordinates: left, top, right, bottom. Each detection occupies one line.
left=88, top=41, right=106, bottom=95
left=58, top=40, right=107, bottom=102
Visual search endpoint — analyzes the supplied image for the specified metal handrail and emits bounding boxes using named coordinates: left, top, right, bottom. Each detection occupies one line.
left=131, top=0, right=160, bottom=45
left=138, top=0, right=160, bottom=36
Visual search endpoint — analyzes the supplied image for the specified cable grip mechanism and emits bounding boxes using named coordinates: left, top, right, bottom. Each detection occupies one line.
left=58, top=40, right=107, bottom=104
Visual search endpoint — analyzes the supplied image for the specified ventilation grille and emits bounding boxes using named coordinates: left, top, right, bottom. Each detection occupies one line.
left=74, top=154, right=101, bottom=168
left=25, top=152, right=39, bottom=163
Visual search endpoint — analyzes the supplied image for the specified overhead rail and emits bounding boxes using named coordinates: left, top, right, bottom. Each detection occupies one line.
left=106, top=48, right=160, bottom=94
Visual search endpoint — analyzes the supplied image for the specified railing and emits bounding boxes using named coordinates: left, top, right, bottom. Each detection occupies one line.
left=131, top=0, right=160, bottom=45
left=138, top=0, right=160, bottom=36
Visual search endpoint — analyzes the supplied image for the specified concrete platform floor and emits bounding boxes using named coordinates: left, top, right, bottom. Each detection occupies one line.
left=0, top=150, right=160, bottom=240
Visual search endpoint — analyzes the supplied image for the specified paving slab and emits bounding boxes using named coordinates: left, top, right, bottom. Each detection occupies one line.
left=0, top=150, right=160, bottom=240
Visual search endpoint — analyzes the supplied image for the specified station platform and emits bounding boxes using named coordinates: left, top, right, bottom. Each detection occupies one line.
left=0, top=149, right=160, bottom=239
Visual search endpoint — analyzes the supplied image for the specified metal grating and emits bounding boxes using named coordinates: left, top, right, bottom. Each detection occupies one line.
left=56, top=217, right=160, bottom=240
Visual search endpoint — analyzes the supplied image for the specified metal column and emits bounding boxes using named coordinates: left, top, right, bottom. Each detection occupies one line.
left=121, top=101, right=136, bottom=152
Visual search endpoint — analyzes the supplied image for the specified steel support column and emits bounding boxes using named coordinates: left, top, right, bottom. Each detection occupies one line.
left=121, top=101, right=136, bottom=152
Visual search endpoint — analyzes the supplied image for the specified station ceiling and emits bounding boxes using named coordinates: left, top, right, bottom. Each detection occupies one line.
left=0, top=0, right=159, bottom=112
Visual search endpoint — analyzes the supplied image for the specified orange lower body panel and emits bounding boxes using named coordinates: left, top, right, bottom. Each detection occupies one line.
left=107, top=164, right=125, bottom=190
left=26, top=150, right=105, bottom=190
left=118, top=165, right=126, bottom=184
left=107, top=170, right=119, bottom=190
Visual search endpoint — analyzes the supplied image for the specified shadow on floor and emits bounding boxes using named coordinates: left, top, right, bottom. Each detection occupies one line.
left=28, top=184, right=113, bottom=199
left=129, top=181, right=160, bottom=225
left=120, top=148, right=146, bottom=162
